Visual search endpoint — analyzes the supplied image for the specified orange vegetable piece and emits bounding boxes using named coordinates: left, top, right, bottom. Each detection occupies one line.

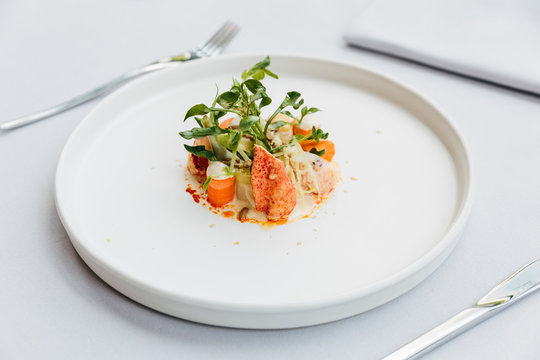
left=207, top=176, right=235, bottom=207
left=300, top=140, right=335, bottom=162
left=251, top=145, right=296, bottom=221
left=293, top=125, right=313, bottom=137
left=219, top=117, right=234, bottom=129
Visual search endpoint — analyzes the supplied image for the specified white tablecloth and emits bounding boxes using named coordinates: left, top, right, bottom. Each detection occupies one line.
left=1, top=1, right=540, bottom=359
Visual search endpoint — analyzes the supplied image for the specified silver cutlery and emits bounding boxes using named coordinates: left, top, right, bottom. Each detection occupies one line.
left=383, top=258, right=540, bottom=359
left=0, top=21, right=239, bottom=131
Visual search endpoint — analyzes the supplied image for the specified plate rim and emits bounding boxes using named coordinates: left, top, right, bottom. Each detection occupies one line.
left=54, top=51, right=474, bottom=314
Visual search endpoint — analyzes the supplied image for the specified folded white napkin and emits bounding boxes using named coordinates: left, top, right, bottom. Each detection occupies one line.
left=344, top=0, right=540, bottom=94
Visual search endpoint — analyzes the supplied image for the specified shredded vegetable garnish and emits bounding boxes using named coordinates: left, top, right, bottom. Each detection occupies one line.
left=181, top=57, right=338, bottom=223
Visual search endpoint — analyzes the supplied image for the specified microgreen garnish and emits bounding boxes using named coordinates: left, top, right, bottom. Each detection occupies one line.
left=294, top=127, right=329, bottom=143
left=241, top=56, right=278, bottom=81
left=179, top=126, right=228, bottom=140
left=228, top=131, right=242, bottom=171
left=263, top=91, right=304, bottom=137
left=299, top=106, right=321, bottom=124
left=216, top=90, right=240, bottom=108
left=194, top=116, right=204, bottom=127
left=280, top=106, right=321, bottom=124
left=238, top=115, right=260, bottom=131
left=270, top=121, right=290, bottom=130
left=184, top=104, right=210, bottom=121
left=180, top=57, right=327, bottom=162
left=184, top=145, right=217, bottom=161
left=309, top=148, right=326, bottom=156
left=202, top=176, right=213, bottom=190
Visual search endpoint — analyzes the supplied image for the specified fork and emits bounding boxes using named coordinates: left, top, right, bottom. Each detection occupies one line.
left=0, top=21, right=239, bottom=131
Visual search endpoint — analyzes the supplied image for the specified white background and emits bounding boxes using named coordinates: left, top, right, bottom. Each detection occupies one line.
left=1, top=0, right=540, bottom=359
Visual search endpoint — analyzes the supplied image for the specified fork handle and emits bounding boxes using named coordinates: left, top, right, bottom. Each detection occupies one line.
left=0, top=61, right=176, bottom=131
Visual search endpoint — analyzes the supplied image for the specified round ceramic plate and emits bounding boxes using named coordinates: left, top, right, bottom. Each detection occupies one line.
left=55, top=53, right=472, bottom=329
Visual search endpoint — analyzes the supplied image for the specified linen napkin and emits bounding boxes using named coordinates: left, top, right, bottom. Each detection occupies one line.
left=344, top=0, right=540, bottom=94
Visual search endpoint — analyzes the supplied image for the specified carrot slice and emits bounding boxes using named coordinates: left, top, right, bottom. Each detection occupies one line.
left=207, top=176, right=235, bottom=207
left=300, top=140, right=335, bottom=162
left=219, top=117, right=234, bottom=129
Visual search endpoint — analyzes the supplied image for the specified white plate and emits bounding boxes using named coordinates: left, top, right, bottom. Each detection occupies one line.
left=55, top=53, right=472, bottom=329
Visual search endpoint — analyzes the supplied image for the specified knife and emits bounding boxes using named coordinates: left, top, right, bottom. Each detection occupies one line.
left=382, top=258, right=540, bottom=359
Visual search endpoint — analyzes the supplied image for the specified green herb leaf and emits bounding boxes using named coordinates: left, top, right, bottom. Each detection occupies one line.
left=309, top=148, right=326, bottom=156
left=260, top=96, right=272, bottom=108
left=229, top=131, right=242, bottom=151
left=263, top=91, right=304, bottom=136
left=241, top=56, right=277, bottom=81
left=216, top=90, right=240, bottom=108
left=184, top=145, right=216, bottom=161
left=208, top=107, right=242, bottom=116
left=286, top=91, right=302, bottom=108
left=296, top=126, right=328, bottom=143
left=179, top=126, right=228, bottom=140
left=227, top=131, right=242, bottom=172
left=263, top=68, right=278, bottom=79
left=254, top=56, right=271, bottom=68
left=270, top=120, right=289, bottom=129
left=300, top=106, right=321, bottom=122
left=243, top=79, right=265, bottom=94
left=184, top=104, right=210, bottom=121
left=310, top=127, right=328, bottom=142
left=280, top=110, right=296, bottom=119
left=181, top=57, right=326, bottom=156
left=194, top=116, right=204, bottom=127
left=238, top=115, right=260, bottom=131
left=253, top=70, right=265, bottom=80
left=202, top=176, right=213, bottom=190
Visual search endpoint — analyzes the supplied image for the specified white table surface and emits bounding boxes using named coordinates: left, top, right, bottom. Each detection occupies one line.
left=2, top=1, right=540, bottom=359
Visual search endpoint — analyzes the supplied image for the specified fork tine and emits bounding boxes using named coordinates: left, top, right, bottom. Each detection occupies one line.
left=198, top=21, right=239, bottom=56
left=0, top=21, right=240, bottom=131
left=198, top=21, right=233, bottom=50
left=199, top=22, right=238, bottom=55
left=203, top=28, right=239, bottom=56
left=207, top=26, right=239, bottom=56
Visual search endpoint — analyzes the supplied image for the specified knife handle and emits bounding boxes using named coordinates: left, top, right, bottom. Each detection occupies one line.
left=382, top=258, right=540, bottom=359
left=381, top=306, right=490, bottom=359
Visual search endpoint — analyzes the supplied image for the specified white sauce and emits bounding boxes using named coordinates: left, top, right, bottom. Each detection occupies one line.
left=227, top=192, right=318, bottom=223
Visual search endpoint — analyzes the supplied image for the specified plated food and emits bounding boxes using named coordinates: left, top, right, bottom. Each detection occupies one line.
left=56, top=53, right=471, bottom=328
left=180, top=57, right=338, bottom=224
